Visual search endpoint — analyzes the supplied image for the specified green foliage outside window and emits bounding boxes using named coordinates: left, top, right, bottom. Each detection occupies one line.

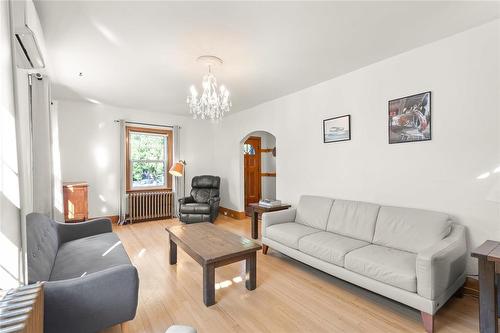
left=130, top=132, right=167, bottom=188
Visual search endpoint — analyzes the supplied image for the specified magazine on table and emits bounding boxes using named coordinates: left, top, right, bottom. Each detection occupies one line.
left=258, top=199, right=282, bottom=208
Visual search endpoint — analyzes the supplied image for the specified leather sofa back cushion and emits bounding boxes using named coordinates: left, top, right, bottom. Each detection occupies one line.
left=373, top=206, right=451, bottom=253
left=27, top=213, right=59, bottom=283
left=326, top=200, right=380, bottom=242
left=295, top=195, right=334, bottom=230
left=191, top=188, right=219, bottom=203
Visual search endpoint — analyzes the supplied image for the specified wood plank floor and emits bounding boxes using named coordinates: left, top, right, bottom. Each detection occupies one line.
left=103, top=216, right=480, bottom=333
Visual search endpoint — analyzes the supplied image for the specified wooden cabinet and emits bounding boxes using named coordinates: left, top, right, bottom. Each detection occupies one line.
left=63, top=182, right=88, bottom=222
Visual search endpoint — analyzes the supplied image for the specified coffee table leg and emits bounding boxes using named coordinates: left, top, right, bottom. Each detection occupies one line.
left=203, top=263, right=215, bottom=306
left=169, top=238, right=177, bottom=265
left=252, top=210, right=258, bottom=239
left=246, top=252, right=257, bottom=290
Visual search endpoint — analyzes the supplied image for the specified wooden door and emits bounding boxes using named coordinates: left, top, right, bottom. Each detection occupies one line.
left=244, top=136, right=261, bottom=207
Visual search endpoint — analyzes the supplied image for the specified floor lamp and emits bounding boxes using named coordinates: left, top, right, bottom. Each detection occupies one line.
left=169, top=160, right=187, bottom=198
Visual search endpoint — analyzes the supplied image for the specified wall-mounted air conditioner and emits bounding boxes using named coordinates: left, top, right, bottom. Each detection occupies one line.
left=12, top=0, right=45, bottom=69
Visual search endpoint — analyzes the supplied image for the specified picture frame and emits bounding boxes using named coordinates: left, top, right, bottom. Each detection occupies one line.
left=388, top=91, right=431, bottom=144
left=323, top=115, right=351, bottom=143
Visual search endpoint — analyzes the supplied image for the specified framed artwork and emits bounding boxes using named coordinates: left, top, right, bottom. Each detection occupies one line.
left=323, top=115, right=351, bottom=143
left=388, top=91, right=431, bottom=144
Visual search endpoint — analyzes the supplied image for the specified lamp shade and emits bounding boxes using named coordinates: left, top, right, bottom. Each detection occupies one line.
left=169, top=162, right=184, bottom=177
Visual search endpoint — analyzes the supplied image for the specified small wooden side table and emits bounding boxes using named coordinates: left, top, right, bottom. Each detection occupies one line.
left=471, top=240, right=500, bottom=333
left=63, top=182, right=88, bottom=223
left=248, top=203, right=291, bottom=239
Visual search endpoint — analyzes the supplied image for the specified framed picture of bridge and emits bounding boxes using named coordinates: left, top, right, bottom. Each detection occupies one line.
left=323, top=114, right=351, bottom=143
left=388, top=91, right=431, bottom=144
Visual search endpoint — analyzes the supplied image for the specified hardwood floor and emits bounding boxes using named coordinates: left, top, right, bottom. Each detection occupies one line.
left=103, top=216, right=480, bottom=333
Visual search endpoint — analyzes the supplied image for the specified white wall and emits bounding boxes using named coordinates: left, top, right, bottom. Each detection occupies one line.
left=57, top=100, right=216, bottom=218
left=214, top=20, right=500, bottom=274
left=0, top=0, right=23, bottom=288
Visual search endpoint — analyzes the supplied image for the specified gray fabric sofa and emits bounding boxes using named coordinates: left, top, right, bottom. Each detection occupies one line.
left=261, top=195, right=467, bottom=333
left=27, top=213, right=139, bottom=333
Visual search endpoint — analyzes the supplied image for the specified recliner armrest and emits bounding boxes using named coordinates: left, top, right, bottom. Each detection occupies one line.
left=179, top=196, right=195, bottom=205
left=44, top=264, right=139, bottom=333
left=208, top=197, right=220, bottom=205
left=416, top=224, right=467, bottom=300
left=56, top=218, right=112, bottom=244
left=262, top=208, right=296, bottom=238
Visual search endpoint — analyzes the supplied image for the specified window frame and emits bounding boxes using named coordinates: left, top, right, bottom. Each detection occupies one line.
left=125, top=126, right=173, bottom=192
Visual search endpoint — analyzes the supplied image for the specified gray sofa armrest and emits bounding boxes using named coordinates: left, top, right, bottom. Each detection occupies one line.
left=262, top=208, right=296, bottom=238
left=44, top=264, right=139, bottom=333
left=56, top=218, right=113, bottom=244
left=416, top=223, right=467, bottom=300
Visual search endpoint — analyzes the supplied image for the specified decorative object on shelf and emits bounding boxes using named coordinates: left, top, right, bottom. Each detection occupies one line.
left=187, top=55, right=231, bottom=121
left=323, top=115, right=351, bottom=143
left=272, top=146, right=276, bottom=157
left=389, top=91, right=431, bottom=144
left=169, top=160, right=187, bottom=197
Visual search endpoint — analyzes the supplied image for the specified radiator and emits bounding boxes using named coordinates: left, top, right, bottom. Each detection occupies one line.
left=128, top=191, right=174, bottom=223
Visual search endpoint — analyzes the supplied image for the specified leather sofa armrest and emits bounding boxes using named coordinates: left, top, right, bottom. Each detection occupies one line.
left=262, top=208, right=297, bottom=238
left=416, top=224, right=467, bottom=300
left=56, top=218, right=112, bottom=244
left=208, top=197, right=220, bottom=205
left=44, top=265, right=139, bottom=333
left=179, top=196, right=195, bottom=205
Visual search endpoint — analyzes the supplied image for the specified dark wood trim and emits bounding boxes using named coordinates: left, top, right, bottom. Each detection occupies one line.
left=261, top=172, right=276, bottom=177
left=91, top=215, right=119, bottom=224
left=219, top=206, right=246, bottom=220
left=464, top=276, right=479, bottom=297
left=125, top=125, right=173, bottom=192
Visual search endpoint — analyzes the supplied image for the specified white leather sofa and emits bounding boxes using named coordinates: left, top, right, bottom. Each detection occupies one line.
left=261, top=195, right=467, bottom=333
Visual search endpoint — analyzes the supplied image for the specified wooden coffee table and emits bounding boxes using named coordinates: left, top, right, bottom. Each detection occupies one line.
left=166, top=222, right=262, bottom=306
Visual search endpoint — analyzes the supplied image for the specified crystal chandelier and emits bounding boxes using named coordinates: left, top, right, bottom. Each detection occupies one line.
left=187, top=56, right=231, bottom=120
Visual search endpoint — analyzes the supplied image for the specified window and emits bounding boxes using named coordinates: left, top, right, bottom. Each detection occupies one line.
left=126, top=126, right=173, bottom=191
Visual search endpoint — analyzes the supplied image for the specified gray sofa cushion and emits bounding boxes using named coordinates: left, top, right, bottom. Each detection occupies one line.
left=27, top=213, right=59, bottom=283
left=326, top=200, right=380, bottom=242
left=50, top=233, right=131, bottom=281
left=295, top=195, right=334, bottom=230
left=298, top=232, right=369, bottom=266
left=373, top=206, right=451, bottom=253
left=345, top=244, right=417, bottom=292
left=266, top=222, right=320, bottom=249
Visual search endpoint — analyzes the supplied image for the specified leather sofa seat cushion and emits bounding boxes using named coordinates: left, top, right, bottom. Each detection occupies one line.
left=326, top=200, right=380, bottom=242
left=298, top=232, right=369, bottom=266
left=180, top=203, right=211, bottom=214
left=50, top=233, right=131, bottom=281
left=345, top=245, right=417, bottom=292
left=373, top=206, right=451, bottom=253
left=295, top=195, right=334, bottom=230
left=266, top=222, right=320, bottom=249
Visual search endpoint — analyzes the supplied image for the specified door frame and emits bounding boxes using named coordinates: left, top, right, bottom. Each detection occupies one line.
left=243, top=136, right=261, bottom=207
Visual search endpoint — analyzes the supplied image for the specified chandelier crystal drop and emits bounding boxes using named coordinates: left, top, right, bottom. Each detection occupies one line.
left=187, top=56, right=231, bottom=121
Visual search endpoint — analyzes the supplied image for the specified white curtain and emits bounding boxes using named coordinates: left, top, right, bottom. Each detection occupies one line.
left=30, top=74, right=54, bottom=218
left=118, top=120, right=126, bottom=224
left=172, top=125, right=181, bottom=217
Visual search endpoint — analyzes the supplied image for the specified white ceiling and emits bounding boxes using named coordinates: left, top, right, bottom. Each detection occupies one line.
left=35, top=1, right=500, bottom=116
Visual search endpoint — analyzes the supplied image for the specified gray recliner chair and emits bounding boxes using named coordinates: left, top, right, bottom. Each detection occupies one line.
left=26, top=213, right=139, bottom=333
left=179, top=175, right=221, bottom=223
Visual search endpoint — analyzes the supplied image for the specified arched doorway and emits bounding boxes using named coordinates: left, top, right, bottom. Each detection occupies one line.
left=241, top=131, right=276, bottom=216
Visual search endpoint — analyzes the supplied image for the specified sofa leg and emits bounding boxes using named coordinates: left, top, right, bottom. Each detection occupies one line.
left=420, top=312, right=434, bottom=333
left=121, top=322, right=128, bottom=333
left=262, top=244, right=269, bottom=255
